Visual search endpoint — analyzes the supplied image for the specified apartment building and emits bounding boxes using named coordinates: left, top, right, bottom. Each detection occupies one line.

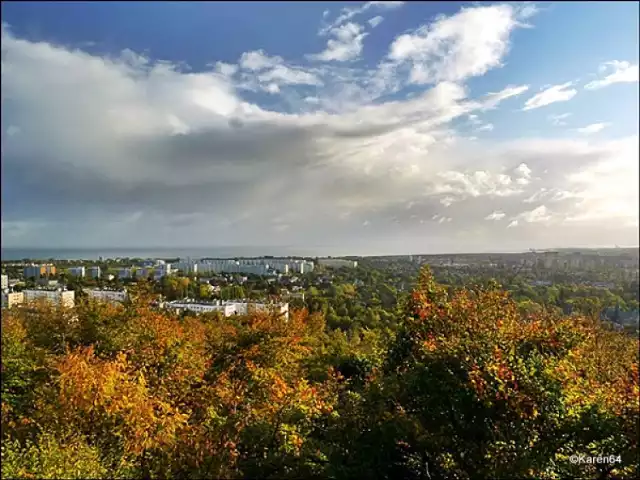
left=68, top=266, right=86, bottom=278
left=175, top=261, right=198, bottom=274
left=88, top=266, right=101, bottom=279
left=317, top=258, right=358, bottom=269
left=1, top=274, right=8, bottom=290
left=136, top=268, right=152, bottom=279
left=154, top=263, right=172, bottom=279
left=1, top=291, right=24, bottom=309
left=165, top=300, right=236, bottom=317
left=118, top=268, right=134, bottom=279
left=23, top=264, right=57, bottom=279
left=23, top=289, right=75, bottom=308
left=165, top=299, right=289, bottom=319
left=193, top=258, right=313, bottom=276
left=84, top=289, right=128, bottom=305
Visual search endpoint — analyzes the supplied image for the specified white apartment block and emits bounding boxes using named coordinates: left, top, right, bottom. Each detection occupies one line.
left=193, top=258, right=312, bottom=276
left=165, top=300, right=236, bottom=317
left=237, top=301, right=289, bottom=319
left=218, top=300, right=289, bottom=320
left=317, top=258, right=358, bottom=269
left=118, top=268, right=134, bottom=279
left=154, top=263, right=172, bottom=279
left=136, top=268, right=151, bottom=279
left=1, top=291, right=24, bottom=309
left=1, top=274, right=8, bottom=290
left=291, top=260, right=315, bottom=274
left=165, top=299, right=289, bottom=320
left=175, top=261, right=198, bottom=274
left=23, top=289, right=75, bottom=308
left=88, top=266, right=101, bottom=279
left=84, top=289, right=128, bottom=305
left=68, top=266, right=86, bottom=278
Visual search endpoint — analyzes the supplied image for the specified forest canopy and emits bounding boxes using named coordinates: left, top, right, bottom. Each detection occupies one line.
left=2, top=267, right=638, bottom=479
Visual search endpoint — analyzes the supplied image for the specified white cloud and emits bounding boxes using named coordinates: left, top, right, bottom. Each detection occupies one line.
left=309, top=22, right=368, bottom=62
left=485, top=211, right=506, bottom=220
left=515, top=162, right=532, bottom=178
left=467, top=114, right=481, bottom=125
left=522, top=82, right=577, bottom=110
left=482, top=84, right=529, bottom=109
left=257, top=65, right=322, bottom=86
left=368, top=1, right=405, bottom=6
left=523, top=187, right=577, bottom=204
left=548, top=112, right=571, bottom=126
left=320, top=1, right=404, bottom=35
left=476, top=123, right=494, bottom=132
left=215, top=61, right=238, bottom=76
left=435, top=169, right=524, bottom=198
left=368, top=16, right=384, bottom=28
left=584, top=61, right=639, bottom=90
left=265, top=83, right=280, bottom=94
left=523, top=188, right=547, bottom=204
left=2, top=12, right=638, bottom=252
left=576, top=123, right=610, bottom=135
left=239, top=50, right=282, bottom=71
left=388, top=4, right=531, bottom=84
left=508, top=205, right=552, bottom=227
left=440, top=196, right=456, bottom=207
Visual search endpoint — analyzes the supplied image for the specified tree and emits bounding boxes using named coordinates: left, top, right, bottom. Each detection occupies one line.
left=365, top=267, right=638, bottom=479
left=2, top=265, right=637, bottom=479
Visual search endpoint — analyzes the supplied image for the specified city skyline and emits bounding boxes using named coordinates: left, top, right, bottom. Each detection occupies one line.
left=1, top=1, right=638, bottom=252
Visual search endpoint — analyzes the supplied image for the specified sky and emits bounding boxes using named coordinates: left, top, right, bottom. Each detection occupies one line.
left=1, top=1, right=638, bottom=255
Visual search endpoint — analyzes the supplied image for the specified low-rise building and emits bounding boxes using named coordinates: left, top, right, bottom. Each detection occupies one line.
left=164, top=299, right=289, bottom=319
left=165, top=300, right=236, bottom=317
left=226, top=301, right=289, bottom=320
left=23, top=289, right=75, bottom=308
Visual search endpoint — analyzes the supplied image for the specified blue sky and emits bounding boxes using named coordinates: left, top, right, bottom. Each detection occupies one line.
left=1, top=1, right=638, bottom=254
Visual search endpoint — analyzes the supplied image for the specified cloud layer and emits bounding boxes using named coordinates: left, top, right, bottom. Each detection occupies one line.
left=1, top=3, right=638, bottom=254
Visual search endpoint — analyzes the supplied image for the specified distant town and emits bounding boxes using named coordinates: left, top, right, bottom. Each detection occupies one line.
left=1, top=255, right=361, bottom=318
left=2, top=249, right=638, bottom=330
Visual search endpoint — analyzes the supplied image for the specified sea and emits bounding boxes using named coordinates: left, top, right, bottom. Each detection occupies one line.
left=1, top=246, right=330, bottom=261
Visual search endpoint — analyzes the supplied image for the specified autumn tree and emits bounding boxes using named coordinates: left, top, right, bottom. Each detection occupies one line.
left=324, top=267, right=639, bottom=479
